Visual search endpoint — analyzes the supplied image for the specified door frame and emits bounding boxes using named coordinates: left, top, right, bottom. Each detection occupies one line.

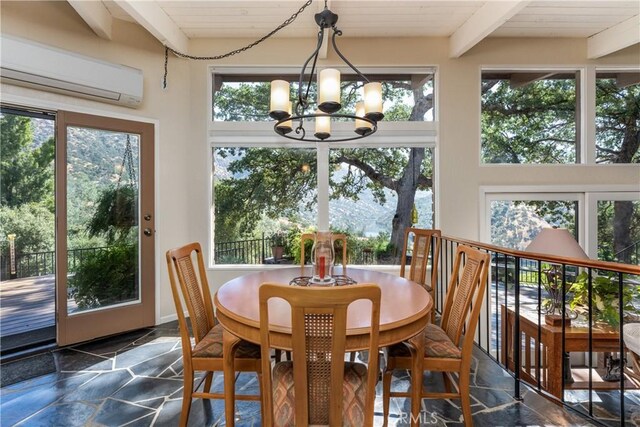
left=56, top=110, right=155, bottom=345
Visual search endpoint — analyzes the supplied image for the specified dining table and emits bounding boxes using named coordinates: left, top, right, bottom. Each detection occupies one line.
left=213, top=266, right=433, bottom=427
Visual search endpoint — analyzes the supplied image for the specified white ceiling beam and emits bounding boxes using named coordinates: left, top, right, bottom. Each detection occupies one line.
left=449, top=1, right=531, bottom=58
left=616, top=72, right=640, bottom=88
left=587, top=15, right=640, bottom=59
left=67, top=0, right=112, bottom=40
left=509, top=72, right=557, bottom=88
left=114, top=0, right=189, bottom=53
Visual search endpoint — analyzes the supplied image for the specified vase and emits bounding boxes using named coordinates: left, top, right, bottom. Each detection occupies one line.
left=310, top=231, right=336, bottom=285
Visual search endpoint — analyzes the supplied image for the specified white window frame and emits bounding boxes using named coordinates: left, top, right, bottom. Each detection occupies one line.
left=480, top=66, right=586, bottom=166
left=480, top=187, right=585, bottom=250
left=593, top=66, right=640, bottom=165
left=586, top=191, right=640, bottom=260
left=480, top=185, right=640, bottom=259
left=207, top=66, right=439, bottom=268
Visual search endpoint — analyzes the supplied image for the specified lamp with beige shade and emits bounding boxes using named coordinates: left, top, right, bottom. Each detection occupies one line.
left=525, top=227, right=589, bottom=325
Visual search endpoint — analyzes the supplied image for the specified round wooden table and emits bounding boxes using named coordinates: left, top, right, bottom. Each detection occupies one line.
left=214, top=266, right=432, bottom=427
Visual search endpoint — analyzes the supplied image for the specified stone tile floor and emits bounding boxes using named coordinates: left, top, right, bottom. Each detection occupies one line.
left=0, top=321, right=635, bottom=426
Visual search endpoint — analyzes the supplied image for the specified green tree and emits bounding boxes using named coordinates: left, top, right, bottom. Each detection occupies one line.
left=0, top=203, right=55, bottom=254
left=0, top=114, right=55, bottom=209
left=481, top=78, right=576, bottom=164
left=595, top=79, right=640, bottom=263
left=482, top=76, right=640, bottom=262
left=214, top=79, right=433, bottom=259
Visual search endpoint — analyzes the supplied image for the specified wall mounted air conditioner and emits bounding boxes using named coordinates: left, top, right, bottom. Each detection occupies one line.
left=0, top=35, right=143, bottom=108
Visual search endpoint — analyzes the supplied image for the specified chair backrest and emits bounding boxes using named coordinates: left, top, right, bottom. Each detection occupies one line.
left=440, top=245, right=490, bottom=353
left=400, top=228, right=441, bottom=291
left=300, top=232, right=348, bottom=272
left=166, top=242, right=216, bottom=357
left=259, top=283, right=381, bottom=427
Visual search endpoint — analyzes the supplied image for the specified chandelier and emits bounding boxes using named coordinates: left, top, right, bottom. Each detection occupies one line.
left=269, top=2, right=384, bottom=142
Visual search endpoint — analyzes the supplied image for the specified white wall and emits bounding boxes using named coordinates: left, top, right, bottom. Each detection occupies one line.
left=2, top=1, right=639, bottom=325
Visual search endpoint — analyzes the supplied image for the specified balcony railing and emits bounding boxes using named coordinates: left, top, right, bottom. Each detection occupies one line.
left=0, top=246, right=114, bottom=281
left=435, top=235, right=640, bottom=426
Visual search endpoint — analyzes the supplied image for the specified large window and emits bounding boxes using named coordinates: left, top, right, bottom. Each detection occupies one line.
left=481, top=71, right=578, bottom=164
left=484, top=189, right=640, bottom=265
left=595, top=70, right=640, bottom=164
left=210, top=70, right=436, bottom=266
left=488, top=195, right=579, bottom=250
left=213, top=73, right=434, bottom=122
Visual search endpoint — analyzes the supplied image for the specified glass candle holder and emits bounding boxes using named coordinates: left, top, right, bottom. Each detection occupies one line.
left=310, top=231, right=336, bottom=285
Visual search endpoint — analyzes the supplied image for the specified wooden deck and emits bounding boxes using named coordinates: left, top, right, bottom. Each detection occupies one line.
left=0, top=275, right=57, bottom=337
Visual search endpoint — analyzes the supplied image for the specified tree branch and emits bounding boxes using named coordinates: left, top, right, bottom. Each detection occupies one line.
left=333, top=154, right=399, bottom=191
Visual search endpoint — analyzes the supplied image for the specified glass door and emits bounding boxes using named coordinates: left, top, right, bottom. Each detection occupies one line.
left=0, top=107, right=56, bottom=353
left=56, top=111, right=154, bottom=345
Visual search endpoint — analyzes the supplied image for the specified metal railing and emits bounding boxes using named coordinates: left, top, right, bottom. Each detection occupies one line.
left=435, top=235, right=640, bottom=427
left=1, top=246, right=114, bottom=281
left=213, top=234, right=379, bottom=265
left=214, top=235, right=280, bottom=265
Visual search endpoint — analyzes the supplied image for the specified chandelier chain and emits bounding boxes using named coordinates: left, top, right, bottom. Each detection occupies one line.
left=163, top=0, right=313, bottom=87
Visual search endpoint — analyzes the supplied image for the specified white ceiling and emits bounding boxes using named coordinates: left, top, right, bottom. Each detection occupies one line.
left=69, top=0, right=640, bottom=58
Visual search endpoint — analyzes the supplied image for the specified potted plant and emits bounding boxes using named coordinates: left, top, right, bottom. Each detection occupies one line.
left=271, top=232, right=286, bottom=260
left=568, top=271, right=640, bottom=328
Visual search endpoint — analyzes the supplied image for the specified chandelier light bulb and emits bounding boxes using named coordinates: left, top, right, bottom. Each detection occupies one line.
left=315, top=110, right=331, bottom=140
left=364, top=82, right=384, bottom=122
left=318, top=69, right=341, bottom=114
left=355, top=102, right=373, bottom=136
left=269, top=80, right=291, bottom=120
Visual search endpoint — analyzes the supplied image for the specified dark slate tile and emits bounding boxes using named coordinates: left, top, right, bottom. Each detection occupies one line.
left=128, top=348, right=183, bottom=377
left=0, top=373, right=97, bottom=425
left=93, top=397, right=155, bottom=425
left=468, top=386, right=514, bottom=409
left=470, top=401, right=550, bottom=426
left=523, top=389, right=596, bottom=426
left=71, top=328, right=153, bottom=356
left=135, top=396, right=167, bottom=409
left=53, top=348, right=113, bottom=372
left=14, top=401, right=96, bottom=427
left=154, top=397, right=219, bottom=427
left=114, top=341, right=178, bottom=369
left=62, top=369, right=133, bottom=402
left=111, top=376, right=183, bottom=402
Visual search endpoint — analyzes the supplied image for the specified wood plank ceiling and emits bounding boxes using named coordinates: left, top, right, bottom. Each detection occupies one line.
left=76, top=1, right=639, bottom=58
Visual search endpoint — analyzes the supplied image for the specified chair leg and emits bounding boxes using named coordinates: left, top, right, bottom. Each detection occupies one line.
left=459, top=371, right=473, bottom=427
left=204, top=371, right=213, bottom=393
left=180, top=368, right=194, bottom=427
left=257, top=371, right=266, bottom=424
left=274, top=349, right=282, bottom=362
left=442, top=372, right=452, bottom=393
left=350, top=351, right=357, bottom=362
left=382, top=367, right=393, bottom=427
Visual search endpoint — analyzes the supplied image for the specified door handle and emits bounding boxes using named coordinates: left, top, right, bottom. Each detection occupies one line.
left=144, top=228, right=153, bottom=236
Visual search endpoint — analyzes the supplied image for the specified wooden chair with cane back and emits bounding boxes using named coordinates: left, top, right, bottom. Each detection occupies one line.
left=383, top=244, right=490, bottom=427
left=259, top=283, right=381, bottom=427
left=300, top=232, right=348, bottom=273
left=166, top=242, right=263, bottom=427
left=400, top=228, right=441, bottom=323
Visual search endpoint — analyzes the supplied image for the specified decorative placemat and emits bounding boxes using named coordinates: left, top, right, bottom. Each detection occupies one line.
left=289, top=275, right=357, bottom=287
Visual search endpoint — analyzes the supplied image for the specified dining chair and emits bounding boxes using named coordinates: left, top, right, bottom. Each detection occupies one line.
left=259, top=283, right=381, bottom=427
left=166, top=242, right=262, bottom=427
left=300, top=232, right=348, bottom=273
left=383, top=244, right=490, bottom=427
left=400, top=228, right=441, bottom=322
